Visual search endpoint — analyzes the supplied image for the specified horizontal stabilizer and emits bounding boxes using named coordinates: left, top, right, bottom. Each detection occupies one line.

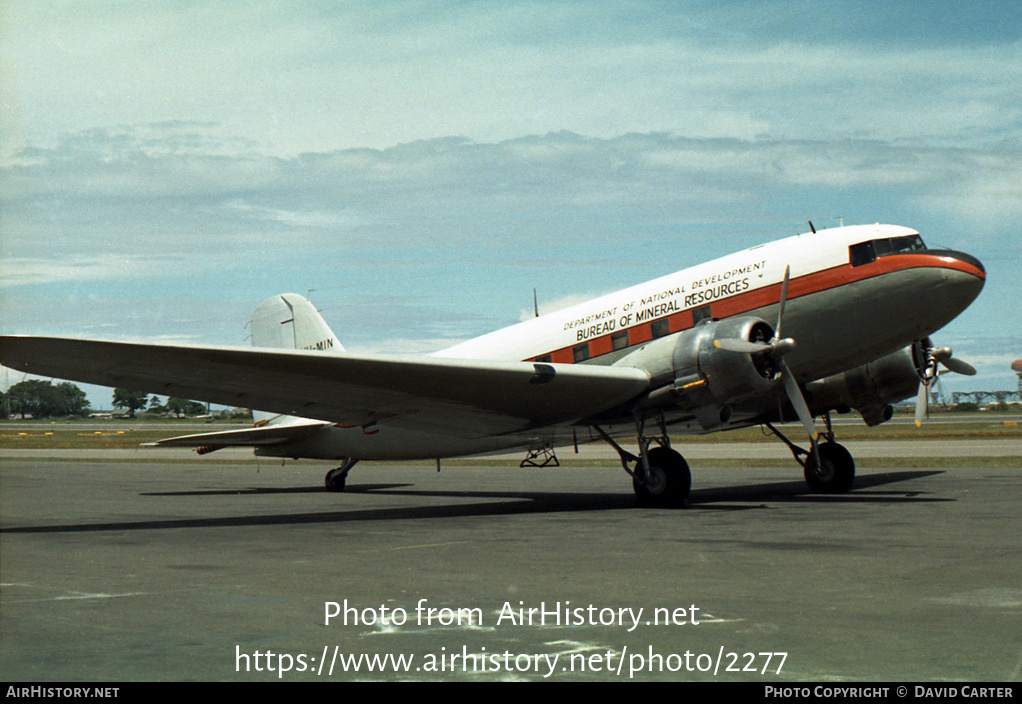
left=144, top=419, right=331, bottom=449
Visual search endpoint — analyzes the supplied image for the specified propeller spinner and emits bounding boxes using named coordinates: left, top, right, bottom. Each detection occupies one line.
left=914, top=340, right=976, bottom=426
left=714, top=266, right=820, bottom=445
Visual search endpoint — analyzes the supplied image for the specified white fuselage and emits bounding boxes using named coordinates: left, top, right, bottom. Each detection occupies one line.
left=433, top=223, right=969, bottom=378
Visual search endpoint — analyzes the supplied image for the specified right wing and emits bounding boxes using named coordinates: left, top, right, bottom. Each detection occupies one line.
left=0, top=336, right=651, bottom=438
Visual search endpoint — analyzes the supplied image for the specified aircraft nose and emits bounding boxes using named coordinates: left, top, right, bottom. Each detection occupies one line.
left=943, top=249, right=985, bottom=277
left=931, top=249, right=985, bottom=309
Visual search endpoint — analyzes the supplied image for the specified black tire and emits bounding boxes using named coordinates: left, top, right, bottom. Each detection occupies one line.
left=325, top=468, right=347, bottom=492
left=633, top=447, right=691, bottom=507
left=804, top=441, right=855, bottom=494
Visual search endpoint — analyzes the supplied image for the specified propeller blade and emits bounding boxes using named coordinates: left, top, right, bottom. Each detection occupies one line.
left=713, top=339, right=771, bottom=354
left=780, top=359, right=818, bottom=442
left=914, top=380, right=929, bottom=427
left=775, top=265, right=790, bottom=340
left=930, top=345, right=977, bottom=376
left=940, top=357, right=976, bottom=376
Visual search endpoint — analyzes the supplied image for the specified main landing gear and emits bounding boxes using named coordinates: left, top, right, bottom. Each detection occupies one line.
left=325, top=458, right=358, bottom=492
left=596, top=409, right=856, bottom=507
left=594, top=411, right=692, bottom=508
left=765, top=412, right=856, bottom=494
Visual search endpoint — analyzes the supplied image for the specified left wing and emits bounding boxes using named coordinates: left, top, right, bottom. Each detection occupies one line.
left=0, top=336, right=650, bottom=438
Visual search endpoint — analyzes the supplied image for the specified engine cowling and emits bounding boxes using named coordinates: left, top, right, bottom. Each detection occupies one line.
left=614, top=316, right=780, bottom=428
left=805, top=342, right=923, bottom=426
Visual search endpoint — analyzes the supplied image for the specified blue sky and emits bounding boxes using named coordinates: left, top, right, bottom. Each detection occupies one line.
left=1, top=1, right=1020, bottom=405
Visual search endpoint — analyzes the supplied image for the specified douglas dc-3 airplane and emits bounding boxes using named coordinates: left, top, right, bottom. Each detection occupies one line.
left=0, top=223, right=984, bottom=506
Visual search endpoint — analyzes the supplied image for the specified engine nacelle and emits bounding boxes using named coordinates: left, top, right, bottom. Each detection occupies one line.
left=805, top=343, right=923, bottom=426
left=614, top=316, right=779, bottom=428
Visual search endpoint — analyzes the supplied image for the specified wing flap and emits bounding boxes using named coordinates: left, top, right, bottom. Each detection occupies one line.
left=0, top=336, right=650, bottom=437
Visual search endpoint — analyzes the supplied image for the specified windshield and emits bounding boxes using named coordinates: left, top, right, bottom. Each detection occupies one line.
left=849, top=234, right=926, bottom=267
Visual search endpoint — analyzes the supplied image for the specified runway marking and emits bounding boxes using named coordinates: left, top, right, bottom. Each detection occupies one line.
left=6, top=591, right=146, bottom=604
left=364, top=621, right=496, bottom=637
left=927, top=588, right=1022, bottom=608
left=544, top=639, right=614, bottom=655
left=696, top=612, right=744, bottom=624
left=362, top=540, right=471, bottom=553
left=362, top=606, right=494, bottom=637
left=50, top=592, right=145, bottom=601
left=1, top=582, right=144, bottom=603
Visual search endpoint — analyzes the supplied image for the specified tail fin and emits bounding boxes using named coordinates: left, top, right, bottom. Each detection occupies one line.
left=249, top=293, right=344, bottom=353
left=249, top=293, right=343, bottom=426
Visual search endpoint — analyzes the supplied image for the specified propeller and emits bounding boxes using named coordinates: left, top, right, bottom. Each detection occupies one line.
left=714, top=266, right=820, bottom=446
left=914, top=341, right=976, bottom=426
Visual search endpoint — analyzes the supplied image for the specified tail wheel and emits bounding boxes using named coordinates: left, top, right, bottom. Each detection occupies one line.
left=633, top=447, right=691, bottom=507
left=804, top=441, right=855, bottom=494
left=325, top=468, right=346, bottom=492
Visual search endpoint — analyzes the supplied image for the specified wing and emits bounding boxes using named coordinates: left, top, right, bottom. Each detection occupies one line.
left=0, top=336, right=650, bottom=438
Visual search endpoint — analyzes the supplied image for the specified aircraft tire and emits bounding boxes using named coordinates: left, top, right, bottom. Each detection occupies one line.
left=633, top=447, right=691, bottom=507
left=325, top=468, right=347, bottom=492
left=804, top=441, right=855, bottom=494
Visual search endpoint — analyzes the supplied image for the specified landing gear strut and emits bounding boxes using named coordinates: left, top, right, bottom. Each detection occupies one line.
left=765, top=413, right=855, bottom=494
left=594, top=411, right=691, bottom=507
left=325, top=458, right=358, bottom=492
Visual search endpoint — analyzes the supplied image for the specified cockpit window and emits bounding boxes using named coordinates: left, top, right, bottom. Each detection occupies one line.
left=849, top=234, right=927, bottom=267
left=874, top=235, right=926, bottom=256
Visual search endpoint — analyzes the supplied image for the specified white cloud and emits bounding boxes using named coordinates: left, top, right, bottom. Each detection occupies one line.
left=914, top=166, right=1022, bottom=225
left=4, top=128, right=1018, bottom=272
left=3, top=3, right=1020, bottom=155
left=0, top=255, right=189, bottom=288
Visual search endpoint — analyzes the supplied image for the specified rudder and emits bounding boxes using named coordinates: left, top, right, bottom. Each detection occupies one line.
left=249, top=293, right=344, bottom=353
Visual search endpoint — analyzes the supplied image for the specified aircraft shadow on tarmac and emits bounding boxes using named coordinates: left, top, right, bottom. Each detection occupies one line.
left=2, top=470, right=949, bottom=534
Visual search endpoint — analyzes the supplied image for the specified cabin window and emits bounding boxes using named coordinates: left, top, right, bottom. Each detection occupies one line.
left=572, top=343, right=590, bottom=363
left=651, top=319, right=671, bottom=339
left=611, top=331, right=629, bottom=351
left=535, top=354, right=552, bottom=363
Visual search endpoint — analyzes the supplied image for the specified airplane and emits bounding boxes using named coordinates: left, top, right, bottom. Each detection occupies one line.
left=0, top=223, right=984, bottom=506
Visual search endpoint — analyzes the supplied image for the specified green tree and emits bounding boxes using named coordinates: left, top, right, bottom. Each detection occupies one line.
left=112, top=388, right=150, bottom=418
left=8, top=380, right=53, bottom=418
left=165, top=397, right=189, bottom=418
left=5, top=380, right=91, bottom=418
left=55, top=382, right=90, bottom=417
left=166, top=397, right=206, bottom=417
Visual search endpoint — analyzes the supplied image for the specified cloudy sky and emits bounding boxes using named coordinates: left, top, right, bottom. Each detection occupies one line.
left=2, top=0, right=1020, bottom=404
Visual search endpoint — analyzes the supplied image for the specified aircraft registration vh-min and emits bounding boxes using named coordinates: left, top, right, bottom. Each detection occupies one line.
left=0, top=223, right=985, bottom=506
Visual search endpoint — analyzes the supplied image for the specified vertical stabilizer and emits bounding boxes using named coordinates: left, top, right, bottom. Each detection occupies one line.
left=249, top=294, right=344, bottom=426
left=249, top=293, right=344, bottom=353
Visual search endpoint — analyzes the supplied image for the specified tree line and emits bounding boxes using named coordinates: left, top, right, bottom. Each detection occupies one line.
left=1, top=380, right=212, bottom=419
